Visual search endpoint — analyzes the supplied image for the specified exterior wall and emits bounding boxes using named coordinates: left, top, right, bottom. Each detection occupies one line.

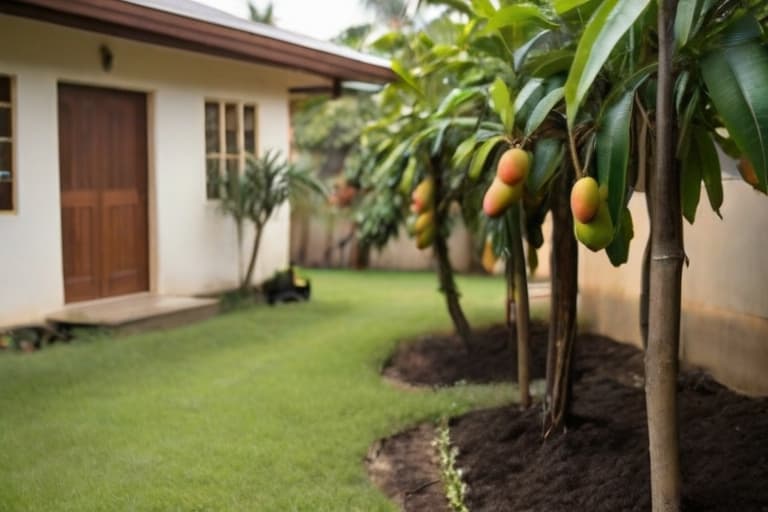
left=289, top=209, right=552, bottom=280
left=579, top=167, right=768, bottom=396
left=0, top=14, right=328, bottom=326
left=290, top=212, right=476, bottom=271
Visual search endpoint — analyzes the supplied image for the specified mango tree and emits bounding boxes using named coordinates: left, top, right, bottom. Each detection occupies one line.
left=439, top=0, right=594, bottom=421
left=560, top=0, right=768, bottom=508
left=354, top=17, right=512, bottom=348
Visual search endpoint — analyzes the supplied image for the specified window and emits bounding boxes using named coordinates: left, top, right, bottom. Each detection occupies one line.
left=204, top=100, right=258, bottom=199
left=0, top=75, right=13, bottom=211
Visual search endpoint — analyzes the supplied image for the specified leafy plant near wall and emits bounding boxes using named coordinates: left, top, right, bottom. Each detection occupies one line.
left=218, top=150, right=326, bottom=291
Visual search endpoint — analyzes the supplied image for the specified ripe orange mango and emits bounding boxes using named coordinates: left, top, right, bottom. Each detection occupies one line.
left=411, top=177, right=435, bottom=213
left=483, top=177, right=522, bottom=218
left=570, top=176, right=600, bottom=223
left=497, top=148, right=530, bottom=186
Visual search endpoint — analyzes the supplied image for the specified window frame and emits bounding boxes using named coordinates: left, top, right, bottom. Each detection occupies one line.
left=204, top=99, right=258, bottom=200
left=0, top=74, right=16, bottom=214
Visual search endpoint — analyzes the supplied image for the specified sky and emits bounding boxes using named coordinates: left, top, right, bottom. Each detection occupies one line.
left=194, top=0, right=375, bottom=41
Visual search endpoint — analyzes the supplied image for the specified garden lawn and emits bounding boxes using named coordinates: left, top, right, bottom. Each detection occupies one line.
left=0, top=270, right=516, bottom=511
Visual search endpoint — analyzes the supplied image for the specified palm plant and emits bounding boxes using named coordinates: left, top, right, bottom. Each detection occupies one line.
left=218, top=150, right=326, bottom=291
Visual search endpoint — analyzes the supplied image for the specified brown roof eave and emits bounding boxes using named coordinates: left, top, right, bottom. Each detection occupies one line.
left=0, top=0, right=396, bottom=84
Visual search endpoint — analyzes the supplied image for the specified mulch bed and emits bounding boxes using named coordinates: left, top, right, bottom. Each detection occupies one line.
left=371, top=325, right=768, bottom=511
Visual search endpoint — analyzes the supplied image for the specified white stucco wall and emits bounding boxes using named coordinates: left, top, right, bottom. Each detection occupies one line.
left=579, top=166, right=768, bottom=394
left=0, top=14, right=330, bottom=326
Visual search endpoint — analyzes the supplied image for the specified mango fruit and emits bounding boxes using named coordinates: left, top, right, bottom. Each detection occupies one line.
left=483, top=177, right=522, bottom=218
left=497, top=148, right=530, bottom=186
left=414, top=211, right=434, bottom=233
left=570, top=176, right=600, bottom=223
left=574, top=200, right=614, bottom=251
left=481, top=238, right=496, bottom=274
left=411, top=177, right=435, bottom=214
left=416, top=223, right=435, bottom=250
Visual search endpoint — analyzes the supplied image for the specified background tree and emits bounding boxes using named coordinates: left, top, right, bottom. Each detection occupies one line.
left=218, top=150, right=325, bottom=291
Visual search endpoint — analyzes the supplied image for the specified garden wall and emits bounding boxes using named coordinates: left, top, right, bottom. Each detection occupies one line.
left=580, top=166, right=768, bottom=396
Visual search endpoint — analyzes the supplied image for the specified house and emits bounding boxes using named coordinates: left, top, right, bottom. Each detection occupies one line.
left=0, top=0, right=392, bottom=328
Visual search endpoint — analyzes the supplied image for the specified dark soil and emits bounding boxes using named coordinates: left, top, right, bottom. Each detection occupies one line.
left=373, top=326, right=768, bottom=511
left=382, top=324, right=644, bottom=389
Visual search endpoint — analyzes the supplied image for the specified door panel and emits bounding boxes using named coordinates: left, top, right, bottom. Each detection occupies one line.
left=59, top=84, right=149, bottom=303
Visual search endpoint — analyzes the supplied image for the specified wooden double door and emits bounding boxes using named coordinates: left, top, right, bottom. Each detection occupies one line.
left=58, top=83, right=149, bottom=303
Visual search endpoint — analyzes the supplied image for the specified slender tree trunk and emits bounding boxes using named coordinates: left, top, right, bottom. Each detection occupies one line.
left=431, top=160, right=472, bottom=350
left=507, top=204, right=531, bottom=409
left=639, top=112, right=654, bottom=350
left=298, top=212, right=310, bottom=264
left=646, top=1, right=683, bottom=509
left=543, top=165, right=578, bottom=436
left=242, top=223, right=264, bottom=291
left=434, top=227, right=473, bottom=351
left=236, top=218, right=244, bottom=284
left=505, top=258, right=516, bottom=345
left=640, top=195, right=652, bottom=349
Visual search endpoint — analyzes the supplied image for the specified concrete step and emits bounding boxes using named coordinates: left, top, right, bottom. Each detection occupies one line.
left=47, top=294, right=220, bottom=335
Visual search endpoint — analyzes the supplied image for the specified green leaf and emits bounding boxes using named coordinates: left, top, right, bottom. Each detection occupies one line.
left=553, top=0, right=594, bottom=14
left=487, top=3, right=557, bottom=30
left=423, top=0, right=474, bottom=16
left=453, top=136, right=478, bottom=169
left=468, top=136, right=506, bottom=180
left=527, top=138, right=564, bottom=194
left=513, top=30, right=552, bottom=72
left=391, top=60, right=423, bottom=97
left=606, top=207, right=633, bottom=266
left=527, top=49, right=574, bottom=78
left=694, top=127, right=723, bottom=218
left=596, top=90, right=633, bottom=227
left=524, top=87, right=564, bottom=137
left=564, top=0, right=651, bottom=128
left=373, top=139, right=410, bottom=181
left=513, top=78, right=544, bottom=115
left=489, top=77, right=514, bottom=134
left=399, top=156, right=418, bottom=195
left=674, top=0, right=701, bottom=50
left=701, top=42, right=768, bottom=192
left=471, top=0, right=496, bottom=17
left=435, top=87, right=483, bottom=117
left=680, top=134, right=703, bottom=224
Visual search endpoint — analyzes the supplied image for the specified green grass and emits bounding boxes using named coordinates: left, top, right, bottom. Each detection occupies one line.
left=0, top=270, right=515, bottom=511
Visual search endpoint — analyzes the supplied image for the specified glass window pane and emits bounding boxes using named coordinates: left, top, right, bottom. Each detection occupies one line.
left=0, top=108, right=10, bottom=138
left=206, top=158, right=220, bottom=199
left=0, top=181, right=12, bottom=211
left=244, top=105, right=256, bottom=154
left=0, top=76, right=9, bottom=103
left=0, top=142, right=11, bottom=177
left=226, top=158, right=239, bottom=182
left=225, top=103, right=238, bottom=154
left=205, top=102, right=220, bottom=154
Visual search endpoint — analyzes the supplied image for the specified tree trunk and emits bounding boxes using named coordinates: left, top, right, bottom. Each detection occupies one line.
left=236, top=218, right=244, bottom=284
left=543, top=165, right=578, bottom=436
left=430, top=159, right=472, bottom=350
left=507, top=204, right=531, bottom=409
left=646, top=1, right=683, bottom=509
left=242, top=223, right=264, bottom=291
left=640, top=197, right=652, bottom=349
left=434, top=227, right=473, bottom=351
